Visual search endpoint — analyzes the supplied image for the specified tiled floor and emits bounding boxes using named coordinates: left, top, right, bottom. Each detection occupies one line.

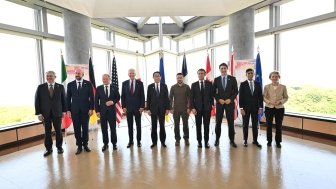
left=1, top=118, right=336, bottom=189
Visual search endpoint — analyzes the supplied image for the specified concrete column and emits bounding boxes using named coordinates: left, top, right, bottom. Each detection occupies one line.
left=63, top=10, right=92, bottom=64
left=229, top=8, right=254, bottom=60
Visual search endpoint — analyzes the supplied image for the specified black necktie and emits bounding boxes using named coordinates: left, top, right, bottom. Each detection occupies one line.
left=49, top=84, right=54, bottom=97
left=156, top=83, right=159, bottom=96
left=130, top=80, right=134, bottom=95
left=201, top=81, right=204, bottom=108
left=78, top=82, right=81, bottom=90
left=105, top=85, right=108, bottom=96
left=222, top=76, right=226, bottom=90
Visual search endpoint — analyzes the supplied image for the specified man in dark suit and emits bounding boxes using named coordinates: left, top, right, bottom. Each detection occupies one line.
left=121, top=68, right=145, bottom=148
left=213, top=63, right=238, bottom=148
left=239, top=68, right=263, bottom=148
left=66, top=68, right=94, bottom=155
left=190, top=69, right=214, bottom=148
left=35, top=71, right=66, bottom=157
left=95, top=74, right=120, bottom=151
left=146, top=71, right=170, bottom=148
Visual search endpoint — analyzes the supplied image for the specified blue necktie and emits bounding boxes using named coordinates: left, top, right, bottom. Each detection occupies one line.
left=222, top=76, right=226, bottom=90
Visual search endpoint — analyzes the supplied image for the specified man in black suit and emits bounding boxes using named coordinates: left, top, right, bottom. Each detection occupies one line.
left=190, top=69, right=214, bottom=148
left=66, top=68, right=94, bottom=155
left=146, top=71, right=170, bottom=148
left=35, top=71, right=66, bottom=157
left=213, top=63, right=238, bottom=148
left=121, top=68, right=145, bottom=148
left=95, top=74, right=120, bottom=151
left=239, top=68, right=263, bottom=148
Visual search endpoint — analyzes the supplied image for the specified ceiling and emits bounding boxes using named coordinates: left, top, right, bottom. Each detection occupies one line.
left=46, top=0, right=265, bottom=18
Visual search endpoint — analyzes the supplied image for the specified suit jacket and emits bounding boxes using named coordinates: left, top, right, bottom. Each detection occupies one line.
left=146, top=83, right=170, bottom=114
left=121, top=79, right=145, bottom=112
left=35, top=83, right=66, bottom=118
left=95, top=84, right=120, bottom=115
left=66, top=79, right=94, bottom=114
left=190, top=80, right=214, bottom=112
left=213, top=75, right=238, bottom=104
left=239, top=80, right=263, bottom=111
left=263, top=83, right=288, bottom=109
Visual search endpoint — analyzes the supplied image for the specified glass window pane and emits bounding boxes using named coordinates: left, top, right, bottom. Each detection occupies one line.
left=0, top=33, right=39, bottom=127
left=145, top=40, right=151, bottom=53
left=43, top=40, right=65, bottom=84
left=151, top=37, right=159, bottom=50
left=214, top=24, right=229, bottom=43
left=279, top=20, right=336, bottom=118
left=171, top=40, right=177, bottom=52
left=163, top=36, right=171, bottom=50
left=0, top=1, right=36, bottom=30
left=92, top=27, right=109, bottom=45
left=254, top=35, right=274, bottom=85
left=255, top=8, right=269, bottom=32
left=129, top=39, right=143, bottom=53
left=280, top=0, right=334, bottom=25
left=179, top=38, right=193, bottom=51
left=193, top=32, right=206, bottom=49
left=92, top=48, right=108, bottom=86
left=47, top=12, right=64, bottom=36
left=115, top=34, right=129, bottom=50
left=114, top=52, right=137, bottom=90
left=214, top=45, right=229, bottom=77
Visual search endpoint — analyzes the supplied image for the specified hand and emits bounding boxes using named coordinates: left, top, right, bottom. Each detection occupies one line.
left=147, top=110, right=151, bottom=116
left=38, top=115, right=44, bottom=122
left=240, top=109, right=245, bottom=116
left=165, top=110, right=169, bottom=115
left=275, top=101, right=281, bottom=106
left=96, top=112, right=100, bottom=118
left=123, top=108, right=127, bottom=115
left=67, top=111, right=71, bottom=118
left=192, top=109, right=197, bottom=115
left=224, top=99, right=231, bottom=104
left=258, top=108, right=263, bottom=115
left=88, top=110, right=93, bottom=116
left=105, top=101, right=114, bottom=106
left=219, top=99, right=225, bottom=105
left=139, top=108, right=144, bottom=113
left=170, top=109, right=174, bottom=114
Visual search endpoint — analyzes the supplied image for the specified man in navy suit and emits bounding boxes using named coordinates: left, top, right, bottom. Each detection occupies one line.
left=146, top=71, right=170, bottom=148
left=213, top=63, right=238, bottom=148
left=239, top=68, right=263, bottom=148
left=35, top=71, right=66, bottom=157
left=66, top=68, right=94, bottom=155
left=121, top=69, right=145, bottom=148
left=95, top=74, right=120, bottom=151
left=190, top=69, right=214, bottom=148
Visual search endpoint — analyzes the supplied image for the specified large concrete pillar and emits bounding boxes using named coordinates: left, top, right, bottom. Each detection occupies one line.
left=63, top=10, right=92, bottom=65
left=229, top=8, right=254, bottom=60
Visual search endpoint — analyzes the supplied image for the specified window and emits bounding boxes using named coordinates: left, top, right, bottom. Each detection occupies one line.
left=92, top=48, right=109, bottom=86
left=92, top=27, right=109, bottom=45
left=193, top=32, right=206, bottom=48
left=128, top=38, right=143, bottom=53
left=0, top=33, right=39, bottom=127
left=171, top=40, right=177, bottom=52
left=43, top=40, right=65, bottom=83
left=214, top=24, right=229, bottom=43
left=114, top=51, right=137, bottom=89
left=254, top=35, right=274, bottom=86
left=280, top=0, right=334, bottom=25
left=179, top=37, right=193, bottom=52
left=0, top=1, right=36, bottom=30
left=151, top=37, right=160, bottom=50
left=115, top=34, right=129, bottom=50
left=163, top=36, right=171, bottom=50
left=255, top=7, right=269, bottom=32
left=145, top=40, right=151, bottom=53
left=214, top=45, right=229, bottom=77
left=47, top=12, right=64, bottom=36
left=279, top=20, right=336, bottom=118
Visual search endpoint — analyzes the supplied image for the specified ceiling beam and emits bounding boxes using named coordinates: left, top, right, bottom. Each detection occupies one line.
left=138, top=24, right=183, bottom=36
left=137, top=17, right=150, bottom=29
left=170, top=16, right=184, bottom=28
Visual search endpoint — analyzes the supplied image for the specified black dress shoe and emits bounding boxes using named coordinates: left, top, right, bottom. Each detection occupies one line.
left=244, top=141, right=248, bottom=147
left=267, top=142, right=272, bottom=147
left=150, top=144, right=157, bottom=148
left=43, top=149, right=53, bottom=157
left=204, top=143, right=210, bottom=149
left=127, top=142, right=134, bottom=148
left=102, top=145, right=108, bottom=152
left=214, top=140, right=219, bottom=147
left=276, top=143, right=282, bottom=148
left=137, top=142, right=141, bottom=147
left=57, top=147, right=64, bottom=154
left=75, top=148, right=82, bottom=155
left=83, top=146, right=91, bottom=152
left=231, top=142, right=237, bottom=148
left=161, top=143, right=167, bottom=148
left=253, top=141, right=262, bottom=148
left=198, top=142, right=202, bottom=148
left=113, top=145, right=118, bottom=150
